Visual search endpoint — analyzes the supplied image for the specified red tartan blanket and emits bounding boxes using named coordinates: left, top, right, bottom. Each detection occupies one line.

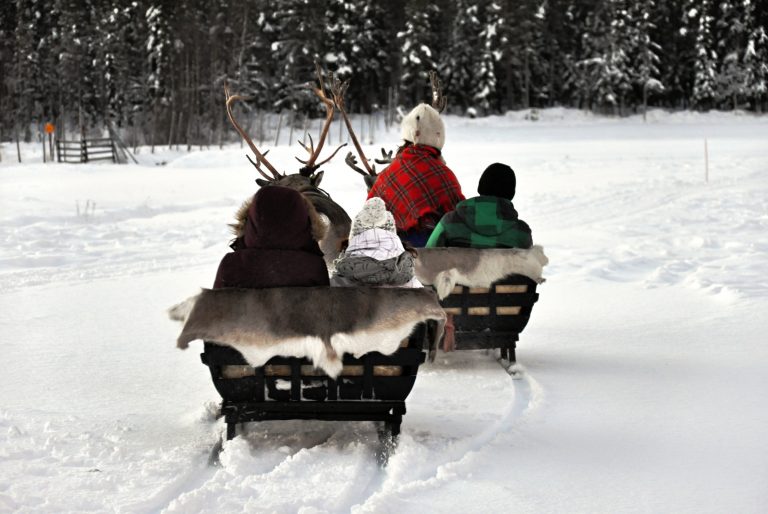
left=368, top=145, right=464, bottom=232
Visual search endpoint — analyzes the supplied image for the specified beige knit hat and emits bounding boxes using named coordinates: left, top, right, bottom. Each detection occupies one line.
left=400, top=103, right=445, bottom=150
left=350, top=197, right=396, bottom=237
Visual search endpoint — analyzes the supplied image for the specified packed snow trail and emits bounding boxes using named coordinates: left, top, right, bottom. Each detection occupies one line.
left=160, top=351, right=528, bottom=513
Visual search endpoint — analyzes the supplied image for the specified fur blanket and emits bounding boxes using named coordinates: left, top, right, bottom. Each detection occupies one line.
left=168, top=286, right=446, bottom=378
left=414, top=245, right=549, bottom=299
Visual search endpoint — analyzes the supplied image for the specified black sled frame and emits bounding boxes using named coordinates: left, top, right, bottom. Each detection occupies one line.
left=201, top=323, right=433, bottom=445
left=440, top=275, right=540, bottom=361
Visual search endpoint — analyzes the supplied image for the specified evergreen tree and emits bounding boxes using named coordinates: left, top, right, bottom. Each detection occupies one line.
left=58, top=0, right=105, bottom=129
left=546, top=0, right=591, bottom=109
left=629, top=0, right=664, bottom=115
left=271, top=0, right=323, bottom=113
left=744, top=1, right=768, bottom=111
left=146, top=3, right=174, bottom=109
left=473, top=0, right=502, bottom=114
left=14, top=0, right=59, bottom=137
left=324, top=0, right=355, bottom=83
left=690, top=0, right=717, bottom=109
left=444, top=0, right=498, bottom=115
left=576, top=1, right=634, bottom=114
left=324, top=0, right=392, bottom=112
left=653, top=0, right=694, bottom=108
left=715, top=0, right=750, bottom=108
left=101, top=2, right=147, bottom=128
left=398, top=0, right=442, bottom=107
left=352, top=1, right=393, bottom=111
left=0, top=1, right=19, bottom=139
left=499, top=0, right=547, bottom=109
left=236, top=0, right=275, bottom=111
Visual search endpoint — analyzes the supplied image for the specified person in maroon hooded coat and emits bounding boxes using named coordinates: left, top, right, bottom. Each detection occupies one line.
left=213, top=186, right=329, bottom=289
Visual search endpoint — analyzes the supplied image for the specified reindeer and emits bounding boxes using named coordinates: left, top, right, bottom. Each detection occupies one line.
left=340, top=70, right=447, bottom=192
left=225, top=65, right=350, bottom=265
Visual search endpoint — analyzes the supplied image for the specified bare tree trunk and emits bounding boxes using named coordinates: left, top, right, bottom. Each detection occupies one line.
left=258, top=110, right=264, bottom=146
left=217, top=109, right=224, bottom=150
left=237, top=6, right=249, bottom=87
left=15, top=124, right=21, bottom=163
left=643, top=85, right=648, bottom=122
left=175, top=112, right=183, bottom=151
left=288, top=111, right=294, bottom=147
left=523, top=52, right=530, bottom=109
left=168, top=110, right=176, bottom=148
left=274, top=112, right=283, bottom=146
left=368, top=113, right=374, bottom=144
left=151, top=104, right=158, bottom=154
left=507, top=58, right=515, bottom=110
left=240, top=109, right=249, bottom=149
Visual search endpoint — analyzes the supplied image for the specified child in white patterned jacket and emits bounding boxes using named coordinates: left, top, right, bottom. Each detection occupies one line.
left=331, top=197, right=422, bottom=288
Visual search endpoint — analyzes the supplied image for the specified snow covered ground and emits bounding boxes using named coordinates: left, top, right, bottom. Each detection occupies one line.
left=1, top=109, right=767, bottom=513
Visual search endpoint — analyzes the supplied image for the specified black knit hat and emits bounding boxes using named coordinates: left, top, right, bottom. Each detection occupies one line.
left=478, top=163, right=516, bottom=200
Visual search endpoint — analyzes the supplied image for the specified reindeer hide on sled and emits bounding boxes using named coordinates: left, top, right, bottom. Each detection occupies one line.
left=414, top=245, right=549, bottom=299
left=169, top=287, right=446, bottom=378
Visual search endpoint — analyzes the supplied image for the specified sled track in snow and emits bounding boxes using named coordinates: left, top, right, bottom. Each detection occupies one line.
left=151, top=355, right=543, bottom=512
left=350, top=356, right=544, bottom=512
left=153, top=423, right=378, bottom=512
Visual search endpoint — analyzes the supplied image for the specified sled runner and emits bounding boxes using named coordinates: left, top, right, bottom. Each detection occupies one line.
left=439, top=274, right=540, bottom=361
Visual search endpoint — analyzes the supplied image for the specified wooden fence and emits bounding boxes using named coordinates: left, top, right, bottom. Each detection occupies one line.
left=56, top=137, right=118, bottom=163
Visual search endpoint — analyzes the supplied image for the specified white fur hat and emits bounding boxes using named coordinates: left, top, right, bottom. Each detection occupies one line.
left=350, top=197, right=396, bottom=237
left=400, top=103, right=445, bottom=150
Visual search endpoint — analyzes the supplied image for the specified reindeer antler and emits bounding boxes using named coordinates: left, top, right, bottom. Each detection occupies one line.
left=375, top=148, right=394, bottom=165
left=429, top=70, right=447, bottom=113
left=296, top=64, right=347, bottom=174
left=224, top=84, right=282, bottom=181
left=331, top=75, right=378, bottom=186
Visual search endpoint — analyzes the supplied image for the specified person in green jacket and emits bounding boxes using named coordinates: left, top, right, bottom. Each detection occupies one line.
left=425, top=162, right=532, bottom=352
left=426, top=163, right=532, bottom=249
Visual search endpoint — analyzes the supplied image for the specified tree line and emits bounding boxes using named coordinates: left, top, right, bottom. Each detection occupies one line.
left=1, top=0, right=766, bottom=146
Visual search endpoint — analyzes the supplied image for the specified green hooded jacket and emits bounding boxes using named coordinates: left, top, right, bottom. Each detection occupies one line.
left=425, top=196, right=532, bottom=249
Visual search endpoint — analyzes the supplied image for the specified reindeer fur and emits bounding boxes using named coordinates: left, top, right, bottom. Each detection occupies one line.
left=169, top=287, right=446, bottom=378
left=414, top=245, right=549, bottom=299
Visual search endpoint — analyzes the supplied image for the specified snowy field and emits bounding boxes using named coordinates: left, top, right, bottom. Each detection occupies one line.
left=1, top=109, right=767, bottom=513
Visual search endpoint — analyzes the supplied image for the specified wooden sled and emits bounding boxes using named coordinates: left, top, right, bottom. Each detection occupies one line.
left=200, top=322, right=434, bottom=444
left=439, top=275, right=540, bottom=361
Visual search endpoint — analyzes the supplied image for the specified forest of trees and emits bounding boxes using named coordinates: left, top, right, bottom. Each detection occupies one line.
left=1, top=0, right=766, bottom=146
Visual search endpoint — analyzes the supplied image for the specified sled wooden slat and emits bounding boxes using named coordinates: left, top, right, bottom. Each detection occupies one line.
left=440, top=274, right=540, bottom=362
left=495, top=284, right=528, bottom=294
left=496, top=306, right=521, bottom=315
left=252, top=364, right=404, bottom=377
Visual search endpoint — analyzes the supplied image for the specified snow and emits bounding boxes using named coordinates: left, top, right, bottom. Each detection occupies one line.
left=2, top=109, right=768, bottom=513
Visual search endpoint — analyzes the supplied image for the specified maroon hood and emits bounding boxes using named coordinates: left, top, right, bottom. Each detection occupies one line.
left=242, top=186, right=323, bottom=255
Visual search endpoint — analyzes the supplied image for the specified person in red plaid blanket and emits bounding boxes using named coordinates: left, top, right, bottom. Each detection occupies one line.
left=367, top=103, right=465, bottom=247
